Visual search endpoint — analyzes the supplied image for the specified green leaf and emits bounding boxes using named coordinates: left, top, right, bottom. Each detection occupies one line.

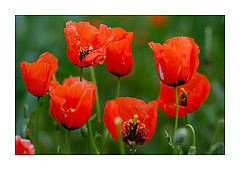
left=165, top=130, right=184, bottom=155
left=188, top=146, right=196, bottom=155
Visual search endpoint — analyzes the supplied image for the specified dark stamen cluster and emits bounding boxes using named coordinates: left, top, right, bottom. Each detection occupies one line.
left=122, top=116, right=149, bottom=152
left=178, top=87, right=188, bottom=107
left=79, top=45, right=93, bottom=61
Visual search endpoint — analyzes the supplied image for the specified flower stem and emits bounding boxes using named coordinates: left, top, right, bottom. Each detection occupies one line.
left=208, top=119, right=224, bottom=153
left=80, top=67, right=83, bottom=81
left=117, top=123, right=125, bottom=155
left=90, top=66, right=101, bottom=124
left=35, top=96, right=41, bottom=154
left=185, top=124, right=196, bottom=146
left=116, top=78, right=121, bottom=98
left=64, top=130, right=71, bottom=154
left=174, top=86, right=179, bottom=135
left=87, top=120, right=100, bottom=154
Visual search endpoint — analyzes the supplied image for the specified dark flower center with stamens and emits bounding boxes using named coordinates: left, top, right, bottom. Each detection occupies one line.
left=178, top=88, right=188, bottom=107
left=122, top=115, right=149, bottom=152
left=79, top=45, right=93, bottom=61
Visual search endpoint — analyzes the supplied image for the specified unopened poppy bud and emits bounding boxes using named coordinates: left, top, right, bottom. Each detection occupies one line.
left=188, top=145, right=196, bottom=155
left=174, top=127, right=188, bottom=144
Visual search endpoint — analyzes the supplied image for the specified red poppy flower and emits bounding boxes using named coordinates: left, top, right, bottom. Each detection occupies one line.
left=105, top=27, right=133, bottom=77
left=49, top=76, right=96, bottom=130
left=15, top=136, right=35, bottom=155
left=158, top=73, right=211, bottom=118
left=20, top=52, right=58, bottom=97
left=64, top=21, right=114, bottom=68
left=149, top=15, right=168, bottom=27
left=148, top=37, right=200, bottom=86
left=103, top=97, right=158, bottom=150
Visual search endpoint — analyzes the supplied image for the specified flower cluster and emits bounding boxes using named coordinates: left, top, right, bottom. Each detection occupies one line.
left=17, top=19, right=211, bottom=155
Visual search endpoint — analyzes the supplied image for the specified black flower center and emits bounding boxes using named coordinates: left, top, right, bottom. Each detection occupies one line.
left=178, top=88, right=188, bottom=107
left=79, top=45, right=93, bottom=61
left=122, top=115, right=149, bottom=152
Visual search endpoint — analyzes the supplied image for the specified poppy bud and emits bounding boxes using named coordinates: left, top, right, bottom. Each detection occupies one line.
left=174, top=127, right=188, bottom=145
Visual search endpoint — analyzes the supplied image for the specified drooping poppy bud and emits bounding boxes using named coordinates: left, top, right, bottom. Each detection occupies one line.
left=148, top=36, right=200, bottom=86
left=15, top=136, right=35, bottom=155
left=49, top=76, right=96, bottom=130
left=103, top=97, right=158, bottom=151
left=64, top=21, right=114, bottom=68
left=20, top=52, right=58, bottom=97
left=158, top=73, right=211, bottom=117
left=105, top=27, right=133, bottom=77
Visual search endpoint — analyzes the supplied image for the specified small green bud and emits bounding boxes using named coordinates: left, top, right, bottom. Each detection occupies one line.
left=174, top=127, right=188, bottom=145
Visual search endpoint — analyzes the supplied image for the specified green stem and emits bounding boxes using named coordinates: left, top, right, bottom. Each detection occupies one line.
left=87, top=120, right=100, bottom=154
left=90, top=66, right=101, bottom=124
left=100, top=130, right=110, bottom=154
left=174, top=86, right=179, bottom=135
left=208, top=119, right=224, bottom=153
left=54, top=121, right=61, bottom=154
left=116, top=78, right=121, bottom=98
left=116, top=120, right=125, bottom=154
left=35, top=96, right=40, bottom=154
left=185, top=124, right=196, bottom=146
left=80, top=67, right=83, bottom=81
left=64, top=130, right=71, bottom=154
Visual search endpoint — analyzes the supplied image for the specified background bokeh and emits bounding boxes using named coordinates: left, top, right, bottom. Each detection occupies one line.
left=15, top=15, right=225, bottom=154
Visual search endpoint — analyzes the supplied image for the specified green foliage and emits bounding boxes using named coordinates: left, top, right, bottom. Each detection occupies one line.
left=165, top=130, right=184, bottom=155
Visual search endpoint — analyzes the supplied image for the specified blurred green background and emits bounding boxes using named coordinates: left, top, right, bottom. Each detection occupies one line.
left=15, top=15, right=225, bottom=154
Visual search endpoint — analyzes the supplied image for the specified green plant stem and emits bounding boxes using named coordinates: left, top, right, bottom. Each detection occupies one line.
left=80, top=67, right=83, bottom=81
left=174, top=86, right=179, bottom=135
left=90, top=66, right=101, bottom=124
left=64, top=130, right=71, bottom=154
left=55, top=121, right=60, bottom=154
left=87, top=120, right=100, bottom=154
left=100, top=78, right=121, bottom=154
left=116, top=78, right=121, bottom=98
left=100, top=130, right=110, bottom=154
left=185, top=124, right=196, bottom=146
left=208, top=119, right=224, bottom=153
left=35, top=96, right=41, bottom=154
left=116, top=122, right=125, bottom=155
